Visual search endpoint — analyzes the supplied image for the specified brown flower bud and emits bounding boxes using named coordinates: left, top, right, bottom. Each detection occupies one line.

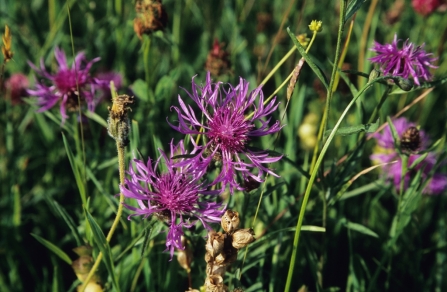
left=401, top=126, right=421, bottom=153
left=221, top=210, right=240, bottom=234
left=206, top=231, right=225, bottom=257
left=231, top=228, right=255, bottom=249
left=205, top=39, right=231, bottom=77
left=243, top=177, right=261, bottom=192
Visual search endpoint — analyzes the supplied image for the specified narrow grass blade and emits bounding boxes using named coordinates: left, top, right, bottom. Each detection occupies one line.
left=31, top=234, right=72, bottom=265
left=287, top=27, right=329, bottom=90
left=85, top=209, right=121, bottom=292
left=53, top=201, right=83, bottom=246
left=62, top=133, right=87, bottom=206
left=343, top=220, right=379, bottom=238
left=345, top=0, right=367, bottom=23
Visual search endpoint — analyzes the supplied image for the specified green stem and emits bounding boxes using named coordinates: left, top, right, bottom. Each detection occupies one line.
left=368, top=85, right=392, bottom=124
left=259, top=46, right=295, bottom=86
left=143, top=37, right=152, bottom=89
left=79, top=141, right=126, bottom=291
left=283, top=75, right=381, bottom=292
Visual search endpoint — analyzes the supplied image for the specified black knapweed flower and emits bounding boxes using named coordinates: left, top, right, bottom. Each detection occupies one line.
left=169, top=72, right=282, bottom=193
left=369, top=34, right=437, bottom=85
left=120, top=140, right=225, bottom=259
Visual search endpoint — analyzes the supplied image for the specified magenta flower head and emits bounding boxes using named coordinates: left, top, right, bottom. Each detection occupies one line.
left=4, top=73, right=29, bottom=105
left=27, top=47, right=101, bottom=123
left=369, top=34, right=438, bottom=85
left=169, top=72, right=283, bottom=193
left=370, top=117, right=447, bottom=195
left=120, top=140, right=226, bottom=259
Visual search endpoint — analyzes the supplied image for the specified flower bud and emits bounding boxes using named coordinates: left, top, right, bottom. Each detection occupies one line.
left=401, top=126, right=421, bottom=153
left=221, top=210, right=240, bottom=234
left=231, top=228, right=255, bottom=249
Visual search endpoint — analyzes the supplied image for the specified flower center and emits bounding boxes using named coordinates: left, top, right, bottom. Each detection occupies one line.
left=54, top=69, right=87, bottom=93
left=207, top=106, right=253, bottom=154
left=155, top=173, right=197, bottom=213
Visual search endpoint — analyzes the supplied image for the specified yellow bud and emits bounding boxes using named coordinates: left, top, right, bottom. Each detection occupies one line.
left=308, top=20, right=323, bottom=32
left=297, top=33, right=310, bottom=48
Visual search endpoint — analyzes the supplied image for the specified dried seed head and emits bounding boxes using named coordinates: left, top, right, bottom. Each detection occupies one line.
left=401, top=126, right=421, bottom=153
left=233, top=288, right=245, bottom=292
left=221, top=210, right=240, bottom=234
left=133, top=0, right=168, bottom=39
left=206, top=231, right=225, bottom=257
left=107, top=94, right=134, bottom=148
left=231, top=228, right=255, bottom=249
left=205, top=275, right=229, bottom=292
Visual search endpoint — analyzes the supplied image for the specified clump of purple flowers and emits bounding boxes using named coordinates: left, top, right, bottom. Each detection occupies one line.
left=370, top=117, right=447, bottom=195
left=169, top=72, right=282, bottom=192
left=369, top=34, right=438, bottom=85
left=120, top=140, right=225, bottom=259
left=27, top=47, right=121, bottom=123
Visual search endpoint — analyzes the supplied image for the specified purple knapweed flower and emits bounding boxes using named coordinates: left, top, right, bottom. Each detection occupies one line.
left=120, top=140, right=225, bottom=259
left=27, top=47, right=102, bottom=123
left=169, top=72, right=283, bottom=193
left=369, top=34, right=437, bottom=85
left=370, top=117, right=447, bottom=195
left=95, top=71, right=123, bottom=99
left=4, top=73, right=29, bottom=105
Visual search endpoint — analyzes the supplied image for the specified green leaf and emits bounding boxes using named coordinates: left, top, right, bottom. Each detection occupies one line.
left=53, top=201, right=83, bottom=246
left=345, top=0, right=367, bottom=23
left=84, top=110, right=108, bottom=128
left=389, top=169, right=423, bottom=245
left=31, top=233, right=72, bottom=265
left=386, top=116, right=401, bottom=155
left=85, top=209, right=121, bottom=292
left=130, top=79, right=149, bottom=102
left=287, top=27, right=329, bottom=90
left=62, top=133, right=87, bottom=206
left=324, top=119, right=379, bottom=138
left=155, top=75, right=175, bottom=102
left=338, top=69, right=359, bottom=97
left=343, top=220, right=379, bottom=238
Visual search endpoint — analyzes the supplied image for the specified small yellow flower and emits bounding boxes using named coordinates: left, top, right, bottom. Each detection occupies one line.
left=297, top=33, right=310, bottom=48
left=309, top=20, right=323, bottom=33
left=2, top=25, right=13, bottom=62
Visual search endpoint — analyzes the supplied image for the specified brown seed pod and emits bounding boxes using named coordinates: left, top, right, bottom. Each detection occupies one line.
left=221, top=210, right=240, bottom=234
left=206, top=231, right=225, bottom=257
left=205, top=275, right=229, bottom=292
left=231, top=228, right=255, bottom=249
